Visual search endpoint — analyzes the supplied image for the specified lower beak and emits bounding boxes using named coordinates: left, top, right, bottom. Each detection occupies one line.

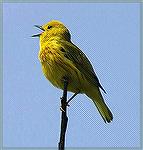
left=31, top=33, right=41, bottom=37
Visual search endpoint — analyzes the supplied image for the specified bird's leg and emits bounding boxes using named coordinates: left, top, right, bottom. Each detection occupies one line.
left=66, top=91, right=79, bottom=106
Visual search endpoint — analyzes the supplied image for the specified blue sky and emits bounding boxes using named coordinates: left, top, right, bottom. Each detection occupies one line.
left=3, top=3, right=140, bottom=148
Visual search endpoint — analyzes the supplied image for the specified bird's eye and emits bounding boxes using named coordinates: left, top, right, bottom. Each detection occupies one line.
left=47, top=25, right=52, bottom=29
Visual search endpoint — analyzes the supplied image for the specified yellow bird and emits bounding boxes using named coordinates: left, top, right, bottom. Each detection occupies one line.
left=32, top=20, right=113, bottom=123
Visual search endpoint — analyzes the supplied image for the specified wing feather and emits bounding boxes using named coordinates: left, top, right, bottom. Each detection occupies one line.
left=59, top=40, right=106, bottom=93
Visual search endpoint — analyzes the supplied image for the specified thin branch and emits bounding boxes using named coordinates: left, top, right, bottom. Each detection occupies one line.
left=58, top=78, right=68, bottom=150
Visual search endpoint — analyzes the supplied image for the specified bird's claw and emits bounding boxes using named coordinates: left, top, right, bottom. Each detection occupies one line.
left=66, top=102, right=70, bottom=107
left=60, top=106, right=65, bottom=112
left=60, top=101, right=70, bottom=112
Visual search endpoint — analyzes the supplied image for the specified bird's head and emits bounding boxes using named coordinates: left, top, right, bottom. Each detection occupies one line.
left=32, top=20, right=71, bottom=42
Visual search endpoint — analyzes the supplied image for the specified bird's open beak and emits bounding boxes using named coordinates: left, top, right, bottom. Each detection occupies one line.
left=32, top=25, right=45, bottom=37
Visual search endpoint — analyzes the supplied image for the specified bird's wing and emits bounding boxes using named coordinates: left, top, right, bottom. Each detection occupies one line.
left=59, top=40, right=106, bottom=93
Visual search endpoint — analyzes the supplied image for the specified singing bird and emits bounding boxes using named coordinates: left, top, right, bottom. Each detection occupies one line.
left=32, top=20, right=113, bottom=123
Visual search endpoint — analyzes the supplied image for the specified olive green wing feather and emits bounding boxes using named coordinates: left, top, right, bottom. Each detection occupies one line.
left=60, top=40, right=106, bottom=93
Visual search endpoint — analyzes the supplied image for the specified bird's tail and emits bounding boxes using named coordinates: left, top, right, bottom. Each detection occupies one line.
left=85, top=88, right=113, bottom=123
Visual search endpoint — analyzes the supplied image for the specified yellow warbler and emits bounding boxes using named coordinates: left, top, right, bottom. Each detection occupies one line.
left=32, top=20, right=113, bottom=123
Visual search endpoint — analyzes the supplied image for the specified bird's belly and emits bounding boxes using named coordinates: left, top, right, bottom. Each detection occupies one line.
left=41, top=60, right=85, bottom=93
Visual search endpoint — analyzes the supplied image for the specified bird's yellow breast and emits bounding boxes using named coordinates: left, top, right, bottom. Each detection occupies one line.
left=38, top=41, right=86, bottom=93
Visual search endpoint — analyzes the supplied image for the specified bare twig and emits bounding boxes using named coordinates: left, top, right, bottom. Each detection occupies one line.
left=58, top=78, right=68, bottom=150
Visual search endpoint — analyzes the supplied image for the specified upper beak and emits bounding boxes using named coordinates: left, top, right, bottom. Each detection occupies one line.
left=32, top=25, right=45, bottom=37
